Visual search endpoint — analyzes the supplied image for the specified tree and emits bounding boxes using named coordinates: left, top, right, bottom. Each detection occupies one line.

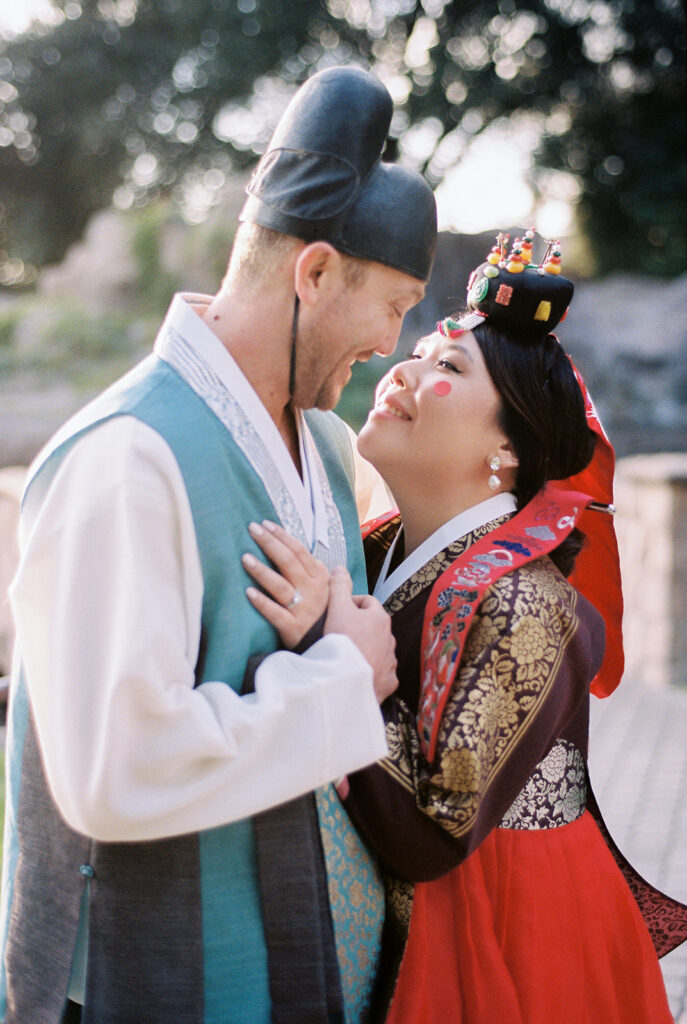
left=0, top=0, right=684, bottom=286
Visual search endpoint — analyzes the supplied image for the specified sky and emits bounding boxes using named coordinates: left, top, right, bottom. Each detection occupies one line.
left=0, top=0, right=574, bottom=239
left=0, top=0, right=57, bottom=36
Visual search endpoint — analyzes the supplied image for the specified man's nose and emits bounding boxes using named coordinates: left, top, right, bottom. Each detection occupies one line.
left=375, top=324, right=401, bottom=359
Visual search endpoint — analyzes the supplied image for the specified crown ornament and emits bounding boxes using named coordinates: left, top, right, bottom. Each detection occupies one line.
left=438, top=230, right=574, bottom=340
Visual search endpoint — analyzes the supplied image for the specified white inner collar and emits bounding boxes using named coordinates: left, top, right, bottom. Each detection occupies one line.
left=157, top=294, right=328, bottom=549
left=373, top=492, right=518, bottom=606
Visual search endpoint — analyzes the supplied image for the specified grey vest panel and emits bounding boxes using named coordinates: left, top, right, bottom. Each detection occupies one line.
left=4, top=710, right=205, bottom=1024
left=4, top=713, right=89, bottom=1024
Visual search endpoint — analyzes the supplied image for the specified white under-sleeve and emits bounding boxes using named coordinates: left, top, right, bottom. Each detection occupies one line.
left=10, top=416, right=387, bottom=842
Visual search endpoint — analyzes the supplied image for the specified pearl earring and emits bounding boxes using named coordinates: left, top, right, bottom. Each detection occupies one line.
left=488, top=455, right=501, bottom=491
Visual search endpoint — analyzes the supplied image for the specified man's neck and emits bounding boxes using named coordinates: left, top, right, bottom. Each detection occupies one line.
left=200, top=290, right=295, bottom=433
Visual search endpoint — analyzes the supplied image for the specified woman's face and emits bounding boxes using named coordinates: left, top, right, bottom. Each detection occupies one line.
left=358, top=329, right=516, bottom=496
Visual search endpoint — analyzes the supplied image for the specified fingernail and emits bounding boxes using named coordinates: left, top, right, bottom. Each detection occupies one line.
left=262, top=520, right=278, bottom=532
left=248, top=522, right=263, bottom=537
left=242, top=553, right=257, bottom=567
left=246, top=586, right=259, bottom=600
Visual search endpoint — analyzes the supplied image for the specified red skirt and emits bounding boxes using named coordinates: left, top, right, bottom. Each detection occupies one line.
left=386, top=811, right=673, bottom=1024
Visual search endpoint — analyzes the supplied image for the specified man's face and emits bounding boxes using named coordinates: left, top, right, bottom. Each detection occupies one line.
left=292, top=260, right=426, bottom=411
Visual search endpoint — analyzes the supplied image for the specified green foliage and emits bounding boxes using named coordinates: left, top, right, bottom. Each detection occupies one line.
left=44, top=302, right=138, bottom=362
left=0, top=294, right=154, bottom=391
left=0, top=304, right=22, bottom=348
left=131, top=202, right=181, bottom=314
left=334, top=358, right=383, bottom=432
left=0, top=0, right=685, bottom=280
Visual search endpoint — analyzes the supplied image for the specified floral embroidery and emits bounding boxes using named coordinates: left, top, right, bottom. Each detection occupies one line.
left=380, top=558, right=581, bottom=841
left=510, top=614, right=549, bottom=666
left=385, top=874, right=414, bottom=940
left=315, top=785, right=384, bottom=1024
left=380, top=703, right=422, bottom=796
left=418, top=489, right=587, bottom=762
left=382, top=517, right=513, bottom=615
left=499, top=740, right=587, bottom=829
left=439, top=747, right=481, bottom=793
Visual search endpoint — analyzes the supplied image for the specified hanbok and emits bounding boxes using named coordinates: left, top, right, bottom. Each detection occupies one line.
left=345, top=496, right=686, bottom=1024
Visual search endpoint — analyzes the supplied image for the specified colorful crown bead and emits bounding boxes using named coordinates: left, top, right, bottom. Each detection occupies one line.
left=443, top=231, right=574, bottom=338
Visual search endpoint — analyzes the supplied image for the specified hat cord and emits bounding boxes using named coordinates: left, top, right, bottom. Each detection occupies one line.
left=289, top=294, right=300, bottom=399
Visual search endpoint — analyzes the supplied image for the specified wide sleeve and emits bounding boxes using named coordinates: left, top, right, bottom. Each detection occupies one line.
left=11, top=417, right=387, bottom=842
left=345, top=560, right=605, bottom=880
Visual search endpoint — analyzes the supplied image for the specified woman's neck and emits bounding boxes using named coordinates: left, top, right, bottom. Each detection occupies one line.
left=395, top=484, right=496, bottom=557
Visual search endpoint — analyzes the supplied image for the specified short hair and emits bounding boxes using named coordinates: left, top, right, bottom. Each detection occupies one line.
left=225, top=222, right=301, bottom=291
left=341, top=253, right=370, bottom=290
left=226, top=222, right=370, bottom=293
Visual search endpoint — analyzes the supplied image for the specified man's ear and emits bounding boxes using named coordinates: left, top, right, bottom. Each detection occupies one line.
left=294, top=241, right=342, bottom=306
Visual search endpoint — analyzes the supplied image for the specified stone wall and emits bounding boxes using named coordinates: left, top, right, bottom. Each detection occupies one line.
left=615, top=454, right=687, bottom=689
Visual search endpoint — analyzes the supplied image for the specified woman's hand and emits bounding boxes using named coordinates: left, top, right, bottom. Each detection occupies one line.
left=243, top=521, right=331, bottom=649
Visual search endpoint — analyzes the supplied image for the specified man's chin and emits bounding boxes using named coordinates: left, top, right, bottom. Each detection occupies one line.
left=315, top=392, right=339, bottom=412
left=315, top=379, right=346, bottom=412
left=295, top=371, right=348, bottom=412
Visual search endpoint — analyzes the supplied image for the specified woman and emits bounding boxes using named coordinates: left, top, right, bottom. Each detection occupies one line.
left=243, top=235, right=686, bottom=1022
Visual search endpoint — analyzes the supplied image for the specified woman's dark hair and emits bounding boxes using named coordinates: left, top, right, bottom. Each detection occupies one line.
left=473, top=321, right=596, bottom=577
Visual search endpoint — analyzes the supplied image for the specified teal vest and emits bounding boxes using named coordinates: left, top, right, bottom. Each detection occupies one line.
left=0, top=354, right=373, bottom=1024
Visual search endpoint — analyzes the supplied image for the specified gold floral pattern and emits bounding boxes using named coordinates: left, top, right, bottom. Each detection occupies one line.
left=384, top=874, right=414, bottom=939
left=380, top=555, right=581, bottom=842
left=511, top=614, right=549, bottom=665
left=438, top=746, right=481, bottom=793
left=499, top=739, right=587, bottom=829
left=315, top=784, right=384, bottom=1024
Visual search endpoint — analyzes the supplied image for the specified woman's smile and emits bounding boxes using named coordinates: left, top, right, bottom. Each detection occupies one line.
left=372, top=390, right=412, bottom=422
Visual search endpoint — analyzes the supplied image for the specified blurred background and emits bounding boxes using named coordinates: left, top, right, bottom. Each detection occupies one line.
left=1, top=2, right=687, bottom=1014
left=0, top=0, right=685, bottom=462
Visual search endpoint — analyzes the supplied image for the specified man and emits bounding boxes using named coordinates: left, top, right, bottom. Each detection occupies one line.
left=0, top=66, right=436, bottom=1023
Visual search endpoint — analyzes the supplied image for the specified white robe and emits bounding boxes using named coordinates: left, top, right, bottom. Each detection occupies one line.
left=9, top=293, right=390, bottom=844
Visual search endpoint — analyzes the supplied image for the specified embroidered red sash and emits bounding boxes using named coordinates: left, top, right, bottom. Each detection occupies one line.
left=417, top=484, right=592, bottom=762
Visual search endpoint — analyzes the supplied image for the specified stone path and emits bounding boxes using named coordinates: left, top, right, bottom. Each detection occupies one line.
left=589, top=674, right=687, bottom=1022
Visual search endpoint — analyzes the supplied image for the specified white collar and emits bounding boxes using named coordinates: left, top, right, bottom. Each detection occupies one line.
left=155, top=294, right=329, bottom=550
left=373, top=492, right=518, bottom=605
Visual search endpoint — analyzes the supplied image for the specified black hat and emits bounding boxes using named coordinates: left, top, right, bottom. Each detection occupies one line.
left=441, top=231, right=574, bottom=338
left=239, top=66, right=437, bottom=283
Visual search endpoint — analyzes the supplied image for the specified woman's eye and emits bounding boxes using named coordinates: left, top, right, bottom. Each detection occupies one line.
left=437, top=359, right=461, bottom=373
left=406, top=351, right=423, bottom=360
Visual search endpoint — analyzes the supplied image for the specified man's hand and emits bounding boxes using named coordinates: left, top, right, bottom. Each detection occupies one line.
left=325, top=567, right=398, bottom=704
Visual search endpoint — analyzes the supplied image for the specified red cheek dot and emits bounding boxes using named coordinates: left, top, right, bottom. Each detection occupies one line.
left=433, top=380, right=452, bottom=397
